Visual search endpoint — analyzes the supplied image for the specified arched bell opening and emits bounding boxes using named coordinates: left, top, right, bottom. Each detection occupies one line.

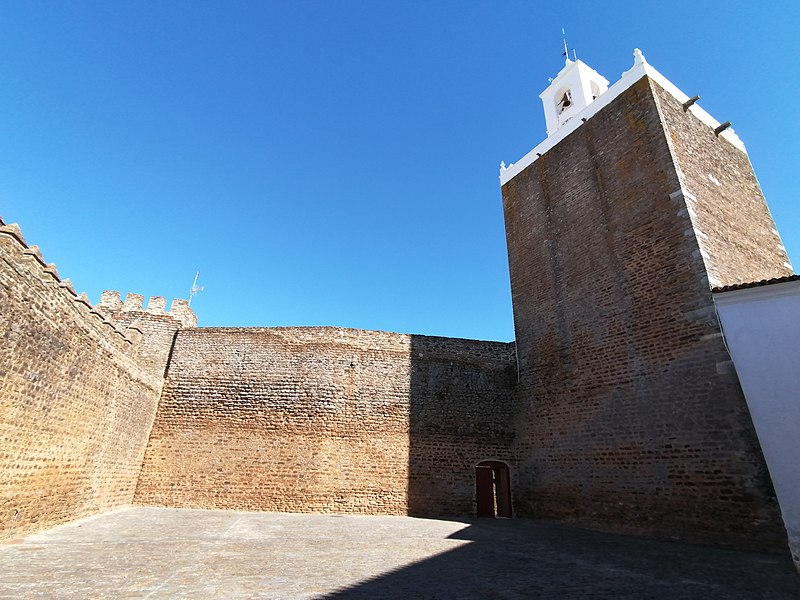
left=475, top=460, right=512, bottom=518
left=555, top=87, right=573, bottom=114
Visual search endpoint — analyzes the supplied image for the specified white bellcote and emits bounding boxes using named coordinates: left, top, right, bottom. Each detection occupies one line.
left=539, top=58, right=609, bottom=137
left=501, top=49, right=746, bottom=186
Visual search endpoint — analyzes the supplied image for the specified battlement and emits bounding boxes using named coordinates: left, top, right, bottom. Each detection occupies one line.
left=0, top=220, right=133, bottom=346
left=1, top=216, right=168, bottom=545
left=0, top=218, right=197, bottom=359
left=97, top=291, right=197, bottom=328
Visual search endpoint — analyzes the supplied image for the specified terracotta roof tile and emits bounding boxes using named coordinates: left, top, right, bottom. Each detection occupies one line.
left=712, top=274, right=800, bottom=293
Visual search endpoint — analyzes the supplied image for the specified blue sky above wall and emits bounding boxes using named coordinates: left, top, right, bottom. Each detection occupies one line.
left=1, top=1, right=798, bottom=341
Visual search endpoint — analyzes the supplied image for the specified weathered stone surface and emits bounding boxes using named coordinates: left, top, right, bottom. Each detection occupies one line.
left=654, top=83, right=793, bottom=287
left=0, top=232, right=163, bottom=541
left=501, top=76, right=786, bottom=550
left=134, top=327, right=517, bottom=516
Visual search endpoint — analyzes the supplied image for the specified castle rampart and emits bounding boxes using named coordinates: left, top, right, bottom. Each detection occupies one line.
left=133, top=327, right=517, bottom=516
left=0, top=216, right=194, bottom=541
left=95, top=290, right=196, bottom=377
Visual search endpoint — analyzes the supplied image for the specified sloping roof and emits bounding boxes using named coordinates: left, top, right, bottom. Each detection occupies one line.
left=712, top=274, right=800, bottom=293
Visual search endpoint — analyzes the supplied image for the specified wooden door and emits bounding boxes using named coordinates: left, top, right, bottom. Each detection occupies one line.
left=475, top=465, right=495, bottom=518
left=495, top=465, right=512, bottom=517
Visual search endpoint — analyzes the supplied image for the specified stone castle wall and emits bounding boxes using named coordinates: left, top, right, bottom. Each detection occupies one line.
left=134, top=327, right=516, bottom=516
left=95, top=290, right=196, bottom=377
left=654, top=83, right=793, bottom=288
left=501, top=76, right=785, bottom=549
left=0, top=219, right=176, bottom=540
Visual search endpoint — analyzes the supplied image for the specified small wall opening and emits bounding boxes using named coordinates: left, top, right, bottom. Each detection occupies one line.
left=475, top=460, right=512, bottom=518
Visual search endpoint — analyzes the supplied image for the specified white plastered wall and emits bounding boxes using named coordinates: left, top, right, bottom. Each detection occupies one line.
left=714, top=279, right=800, bottom=571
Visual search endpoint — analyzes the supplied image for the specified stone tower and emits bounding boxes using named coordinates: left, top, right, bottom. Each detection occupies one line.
left=501, top=50, right=792, bottom=549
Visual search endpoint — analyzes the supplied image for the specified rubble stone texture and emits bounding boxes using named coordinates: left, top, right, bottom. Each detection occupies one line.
left=0, top=228, right=164, bottom=540
left=134, top=327, right=516, bottom=516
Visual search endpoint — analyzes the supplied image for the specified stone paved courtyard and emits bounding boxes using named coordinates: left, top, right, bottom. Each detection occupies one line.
left=0, top=507, right=797, bottom=599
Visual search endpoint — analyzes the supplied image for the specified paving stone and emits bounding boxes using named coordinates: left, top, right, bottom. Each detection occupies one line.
left=0, top=507, right=796, bottom=599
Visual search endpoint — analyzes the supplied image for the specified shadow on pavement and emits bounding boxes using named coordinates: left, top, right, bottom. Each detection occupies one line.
left=322, top=518, right=799, bottom=600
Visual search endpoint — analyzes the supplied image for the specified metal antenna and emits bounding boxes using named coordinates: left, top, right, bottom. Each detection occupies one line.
left=562, top=27, right=570, bottom=62
left=188, top=271, right=204, bottom=306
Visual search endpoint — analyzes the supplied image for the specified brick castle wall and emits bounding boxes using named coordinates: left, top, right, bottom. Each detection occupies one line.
left=0, top=221, right=169, bottom=540
left=501, top=76, right=785, bottom=549
left=134, top=327, right=516, bottom=516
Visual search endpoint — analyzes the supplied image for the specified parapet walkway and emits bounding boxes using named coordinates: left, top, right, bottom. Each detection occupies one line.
left=0, top=507, right=797, bottom=599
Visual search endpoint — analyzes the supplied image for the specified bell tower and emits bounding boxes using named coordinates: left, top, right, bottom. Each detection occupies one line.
left=501, top=49, right=792, bottom=555
left=539, top=57, right=609, bottom=136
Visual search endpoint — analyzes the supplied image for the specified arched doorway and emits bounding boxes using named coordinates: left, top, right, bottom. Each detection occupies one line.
left=475, top=460, right=512, bottom=518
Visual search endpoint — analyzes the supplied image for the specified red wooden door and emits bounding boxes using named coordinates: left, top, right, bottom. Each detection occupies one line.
left=495, top=466, right=512, bottom=517
left=475, top=465, right=495, bottom=518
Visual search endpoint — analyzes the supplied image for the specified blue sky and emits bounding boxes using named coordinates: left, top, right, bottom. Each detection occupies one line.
left=1, top=1, right=798, bottom=342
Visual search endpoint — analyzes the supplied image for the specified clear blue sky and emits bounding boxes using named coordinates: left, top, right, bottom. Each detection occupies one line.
left=1, top=1, right=798, bottom=341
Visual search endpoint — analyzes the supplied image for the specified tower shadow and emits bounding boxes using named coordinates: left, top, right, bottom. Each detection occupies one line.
left=404, top=334, right=517, bottom=518
left=321, top=518, right=799, bottom=599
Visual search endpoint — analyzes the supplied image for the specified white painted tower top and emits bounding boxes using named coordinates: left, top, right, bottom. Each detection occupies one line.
left=500, top=49, right=745, bottom=186
left=540, top=57, right=609, bottom=137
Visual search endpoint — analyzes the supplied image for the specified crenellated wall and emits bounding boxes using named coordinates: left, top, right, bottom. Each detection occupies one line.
left=96, top=290, right=195, bottom=378
left=0, top=210, right=516, bottom=530
left=0, top=216, right=195, bottom=541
